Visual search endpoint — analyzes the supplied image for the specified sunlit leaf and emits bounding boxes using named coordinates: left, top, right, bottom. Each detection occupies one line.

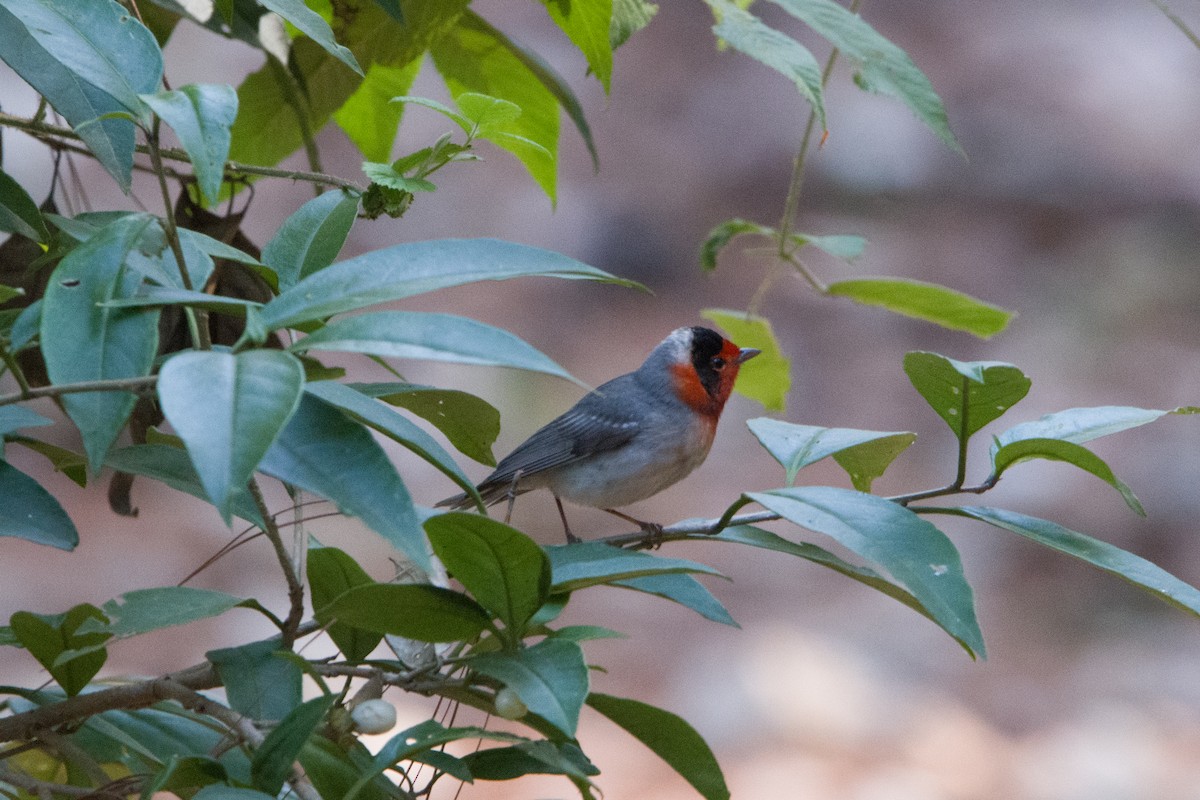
left=828, top=278, right=1013, bottom=338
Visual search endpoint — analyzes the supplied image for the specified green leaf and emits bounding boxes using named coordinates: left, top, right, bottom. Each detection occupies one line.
left=390, top=95, right=471, bottom=133
left=256, top=0, right=362, bottom=75
left=10, top=604, right=109, bottom=696
left=40, top=214, right=160, bottom=470
left=548, top=625, right=627, bottom=642
left=304, top=381, right=477, bottom=499
left=613, top=573, right=737, bottom=626
left=457, top=92, right=523, bottom=129
left=748, top=486, right=984, bottom=657
left=143, top=755, right=229, bottom=799
left=425, top=513, right=551, bottom=640
left=262, top=238, right=640, bottom=330
left=251, top=695, right=335, bottom=794
left=990, top=438, right=1144, bottom=516
left=353, top=382, right=500, bottom=466
left=769, top=0, right=961, bottom=152
left=299, top=736, right=395, bottom=800
left=292, top=311, right=580, bottom=384
left=141, top=84, right=237, bottom=205
left=0, top=0, right=162, bottom=190
left=611, top=0, right=657, bottom=49
left=747, top=417, right=915, bottom=489
left=361, top=162, right=437, bottom=193
left=159, top=350, right=304, bottom=522
left=587, top=692, right=729, bottom=800
left=705, top=0, right=825, bottom=126
left=712, top=525, right=979, bottom=655
left=470, top=638, right=589, bottom=737
left=992, top=405, right=1195, bottom=452
left=261, top=189, right=360, bottom=291
left=258, top=395, right=427, bottom=571
left=105, top=444, right=264, bottom=526
left=699, top=218, right=773, bottom=272
left=546, top=542, right=724, bottom=593
left=335, top=60, right=421, bottom=162
left=700, top=309, right=790, bottom=411
left=0, top=406, right=52, bottom=437
left=105, top=286, right=262, bottom=313
left=932, top=506, right=1200, bottom=619
left=827, top=278, right=1013, bottom=339
left=307, top=544, right=383, bottom=661
left=542, top=0, right=613, bottom=91
left=0, top=168, right=50, bottom=243
left=88, top=587, right=249, bottom=640
left=366, top=720, right=527, bottom=786
left=903, top=352, right=1031, bottom=443
left=431, top=11, right=561, bottom=202
left=207, top=638, right=302, bottom=721
left=319, top=584, right=493, bottom=642
left=7, top=437, right=88, bottom=487
left=461, top=741, right=597, bottom=782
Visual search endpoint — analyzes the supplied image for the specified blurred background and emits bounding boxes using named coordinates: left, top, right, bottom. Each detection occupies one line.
left=5, top=0, right=1200, bottom=797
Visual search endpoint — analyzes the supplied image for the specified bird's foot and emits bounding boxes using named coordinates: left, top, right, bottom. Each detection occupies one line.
left=604, top=509, right=665, bottom=549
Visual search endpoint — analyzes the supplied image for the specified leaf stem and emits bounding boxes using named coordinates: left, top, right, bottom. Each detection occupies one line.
left=0, top=342, right=32, bottom=396
left=248, top=479, right=306, bottom=648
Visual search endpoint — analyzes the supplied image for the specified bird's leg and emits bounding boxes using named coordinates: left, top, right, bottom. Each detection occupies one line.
left=503, top=469, right=523, bottom=525
left=604, top=508, right=664, bottom=549
left=555, top=496, right=581, bottom=544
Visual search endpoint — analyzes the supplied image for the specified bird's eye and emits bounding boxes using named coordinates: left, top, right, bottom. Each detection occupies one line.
left=710, top=356, right=726, bottom=370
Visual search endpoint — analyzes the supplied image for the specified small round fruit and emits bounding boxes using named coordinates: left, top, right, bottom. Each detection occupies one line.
left=494, top=687, right=527, bottom=720
left=351, top=699, right=397, bottom=734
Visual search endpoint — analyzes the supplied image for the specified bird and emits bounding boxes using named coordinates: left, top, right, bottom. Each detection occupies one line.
left=437, top=326, right=761, bottom=542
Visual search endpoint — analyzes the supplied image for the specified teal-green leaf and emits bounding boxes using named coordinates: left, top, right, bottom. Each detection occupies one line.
left=40, top=214, right=160, bottom=470
left=0, top=460, right=78, bottom=549
left=712, top=525, right=979, bottom=656
left=251, top=695, right=335, bottom=795
left=587, top=692, right=729, bottom=800
left=992, top=405, right=1192, bottom=452
left=705, top=0, right=825, bottom=127
left=10, top=604, right=109, bottom=696
left=0, top=0, right=161, bottom=190
left=0, top=406, right=53, bottom=437
left=353, top=382, right=500, bottom=466
left=261, top=189, right=360, bottom=291
left=546, top=542, right=724, bottom=593
left=613, top=573, right=737, bottom=627
left=261, top=238, right=640, bottom=330
left=256, top=0, right=362, bottom=75
left=828, top=278, right=1013, bottom=339
left=105, top=444, right=264, bottom=526
left=159, top=350, right=304, bottom=522
left=542, top=0, right=613, bottom=92
left=747, top=417, right=915, bottom=489
left=193, top=787, right=277, bottom=800
left=989, top=437, right=1144, bottom=516
left=430, top=11, right=561, bottom=202
left=258, top=394, right=427, bottom=571
left=207, top=638, right=302, bottom=721
left=87, top=586, right=249, bottom=640
left=931, top=506, right=1200, bottom=619
left=460, top=741, right=597, bottom=782
left=797, top=232, right=867, bottom=262
left=307, top=543, right=383, bottom=661
left=426, top=513, right=551, bottom=640
left=0, top=168, right=50, bottom=243
left=292, top=311, right=580, bottom=384
left=305, top=381, right=478, bottom=498
left=903, top=351, right=1031, bottom=443
left=748, top=486, right=984, bottom=657
left=140, top=84, right=237, bottom=206
left=470, top=638, right=589, bottom=737
left=769, top=0, right=961, bottom=153
left=7, top=437, right=87, bottom=488
left=319, top=583, right=492, bottom=643
left=701, top=309, right=791, bottom=411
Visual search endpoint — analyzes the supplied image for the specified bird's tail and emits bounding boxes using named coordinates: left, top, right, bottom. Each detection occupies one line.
left=435, top=481, right=530, bottom=511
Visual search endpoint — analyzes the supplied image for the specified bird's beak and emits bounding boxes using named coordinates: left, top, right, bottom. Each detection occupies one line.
left=736, top=347, right=761, bottom=364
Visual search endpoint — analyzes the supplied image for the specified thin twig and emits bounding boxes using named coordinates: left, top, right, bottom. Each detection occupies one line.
left=0, top=376, right=158, bottom=408
left=248, top=479, right=306, bottom=648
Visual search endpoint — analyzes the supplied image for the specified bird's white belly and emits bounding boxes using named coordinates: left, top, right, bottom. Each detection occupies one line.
left=544, top=423, right=714, bottom=508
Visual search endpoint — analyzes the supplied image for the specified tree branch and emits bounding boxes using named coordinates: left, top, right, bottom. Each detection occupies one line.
left=0, top=376, right=159, bottom=408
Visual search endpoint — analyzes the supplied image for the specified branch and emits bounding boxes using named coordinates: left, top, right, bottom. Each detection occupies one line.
left=0, top=112, right=362, bottom=193
left=597, top=510, right=782, bottom=549
left=0, top=376, right=158, bottom=408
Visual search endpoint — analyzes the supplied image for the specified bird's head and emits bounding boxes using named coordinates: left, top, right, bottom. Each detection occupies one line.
left=649, top=326, right=760, bottom=418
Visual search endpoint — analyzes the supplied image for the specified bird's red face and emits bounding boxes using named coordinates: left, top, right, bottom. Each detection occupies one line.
left=669, top=328, right=760, bottom=420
